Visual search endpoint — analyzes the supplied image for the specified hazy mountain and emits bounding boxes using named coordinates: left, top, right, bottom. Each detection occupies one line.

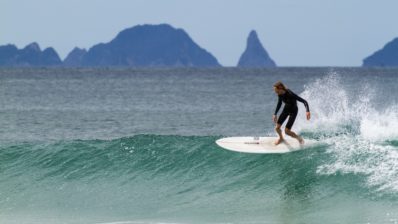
left=0, top=42, right=62, bottom=66
left=363, top=38, right=398, bottom=67
left=80, top=24, right=220, bottom=67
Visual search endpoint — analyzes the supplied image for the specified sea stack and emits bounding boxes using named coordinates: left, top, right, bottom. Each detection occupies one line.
left=237, top=30, right=276, bottom=68
left=363, top=38, right=398, bottom=67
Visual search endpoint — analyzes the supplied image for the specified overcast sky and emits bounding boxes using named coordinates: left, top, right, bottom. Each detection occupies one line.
left=2, top=0, right=398, bottom=66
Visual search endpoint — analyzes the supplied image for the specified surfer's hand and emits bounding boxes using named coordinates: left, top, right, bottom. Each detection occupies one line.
left=273, top=115, right=277, bottom=123
left=306, top=112, right=311, bottom=120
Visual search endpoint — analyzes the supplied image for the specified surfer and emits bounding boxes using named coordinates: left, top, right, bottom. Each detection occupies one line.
left=273, top=81, right=310, bottom=145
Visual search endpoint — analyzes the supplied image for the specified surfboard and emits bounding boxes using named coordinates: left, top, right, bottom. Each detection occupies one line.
left=215, top=136, right=316, bottom=154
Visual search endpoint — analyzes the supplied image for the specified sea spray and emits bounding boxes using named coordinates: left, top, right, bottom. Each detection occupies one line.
left=297, top=72, right=398, bottom=194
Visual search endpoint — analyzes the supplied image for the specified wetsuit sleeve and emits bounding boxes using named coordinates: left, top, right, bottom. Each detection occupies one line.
left=291, top=91, right=310, bottom=112
left=274, top=96, right=282, bottom=115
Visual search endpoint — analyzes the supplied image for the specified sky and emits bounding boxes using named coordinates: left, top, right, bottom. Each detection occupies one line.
left=1, top=0, right=398, bottom=66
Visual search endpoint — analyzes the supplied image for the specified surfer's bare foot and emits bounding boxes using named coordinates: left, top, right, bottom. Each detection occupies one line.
left=274, top=138, right=284, bottom=145
left=298, top=136, right=304, bottom=145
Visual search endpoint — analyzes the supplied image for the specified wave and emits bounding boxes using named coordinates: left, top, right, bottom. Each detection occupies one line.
left=1, top=71, right=398, bottom=222
left=0, top=137, right=397, bottom=222
left=1, top=133, right=397, bottom=200
left=296, top=72, right=398, bottom=194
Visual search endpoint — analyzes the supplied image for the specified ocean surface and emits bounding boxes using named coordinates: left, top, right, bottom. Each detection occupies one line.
left=0, top=67, right=398, bottom=224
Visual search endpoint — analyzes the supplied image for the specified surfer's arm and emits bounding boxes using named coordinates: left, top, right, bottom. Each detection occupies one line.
left=274, top=97, right=282, bottom=115
left=292, top=92, right=310, bottom=112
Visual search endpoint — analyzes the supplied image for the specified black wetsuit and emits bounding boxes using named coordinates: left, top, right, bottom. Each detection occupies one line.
left=274, top=89, right=310, bottom=129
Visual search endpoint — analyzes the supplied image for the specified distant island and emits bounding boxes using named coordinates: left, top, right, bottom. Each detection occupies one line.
left=0, top=24, right=279, bottom=68
left=363, top=38, right=398, bottom=67
left=5, top=24, right=398, bottom=68
left=0, top=42, right=62, bottom=66
left=237, top=30, right=276, bottom=67
left=70, top=24, right=220, bottom=67
left=0, top=24, right=221, bottom=67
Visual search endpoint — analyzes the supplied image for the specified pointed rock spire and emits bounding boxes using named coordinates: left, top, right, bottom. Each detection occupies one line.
left=237, top=30, right=276, bottom=67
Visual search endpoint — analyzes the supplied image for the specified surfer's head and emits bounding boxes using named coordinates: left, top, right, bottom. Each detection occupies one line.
left=273, top=81, right=287, bottom=95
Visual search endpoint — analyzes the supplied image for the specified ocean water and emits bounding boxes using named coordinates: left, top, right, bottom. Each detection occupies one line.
left=0, top=67, right=398, bottom=224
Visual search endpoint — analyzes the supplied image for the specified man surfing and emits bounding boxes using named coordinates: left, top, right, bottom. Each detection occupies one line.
left=273, top=81, right=311, bottom=145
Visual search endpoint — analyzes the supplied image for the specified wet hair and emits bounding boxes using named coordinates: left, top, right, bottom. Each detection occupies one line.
left=273, top=81, right=287, bottom=91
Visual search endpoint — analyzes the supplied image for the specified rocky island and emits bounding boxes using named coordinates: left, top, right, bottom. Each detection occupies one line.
left=75, top=24, right=220, bottom=67
left=0, top=24, right=221, bottom=67
left=363, top=38, right=398, bottom=67
left=0, top=43, right=62, bottom=66
left=237, top=30, right=276, bottom=67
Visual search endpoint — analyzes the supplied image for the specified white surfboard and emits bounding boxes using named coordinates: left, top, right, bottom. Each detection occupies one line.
left=215, top=136, right=317, bottom=154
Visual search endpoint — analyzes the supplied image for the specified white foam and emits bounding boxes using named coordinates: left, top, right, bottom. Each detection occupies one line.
left=317, top=135, right=398, bottom=193
left=360, top=106, right=398, bottom=141
left=296, top=72, right=398, bottom=194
